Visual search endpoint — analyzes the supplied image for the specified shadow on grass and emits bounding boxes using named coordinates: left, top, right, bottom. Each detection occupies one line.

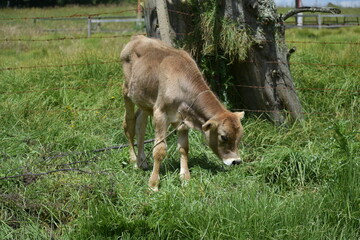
left=160, top=153, right=227, bottom=175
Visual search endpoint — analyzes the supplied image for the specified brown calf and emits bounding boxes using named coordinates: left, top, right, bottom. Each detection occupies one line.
left=120, top=35, right=245, bottom=191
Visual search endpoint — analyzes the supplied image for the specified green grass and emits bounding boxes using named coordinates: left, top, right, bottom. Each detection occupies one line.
left=1, top=5, right=360, bottom=239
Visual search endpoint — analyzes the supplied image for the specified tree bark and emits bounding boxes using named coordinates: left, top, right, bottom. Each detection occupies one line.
left=283, top=7, right=340, bottom=21
left=155, top=0, right=175, bottom=46
left=219, top=0, right=304, bottom=123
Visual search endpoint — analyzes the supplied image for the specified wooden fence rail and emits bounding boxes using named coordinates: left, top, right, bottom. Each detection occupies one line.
left=288, top=14, right=360, bottom=28
left=87, top=17, right=144, bottom=36
left=33, top=16, right=144, bottom=35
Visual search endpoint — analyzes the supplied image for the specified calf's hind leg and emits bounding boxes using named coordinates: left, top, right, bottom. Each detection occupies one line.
left=135, top=109, right=149, bottom=170
left=123, top=96, right=137, bottom=164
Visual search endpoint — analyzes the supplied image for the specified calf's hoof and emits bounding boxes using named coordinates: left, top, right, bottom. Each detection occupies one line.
left=136, top=158, right=149, bottom=170
left=134, top=162, right=149, bottom=171
left=148, top=175, right=160, bottom=192
left=180, top=170, right=190, bottom=180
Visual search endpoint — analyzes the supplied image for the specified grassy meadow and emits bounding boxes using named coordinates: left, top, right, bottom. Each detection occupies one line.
left=1, top=4, right=360, bottom=239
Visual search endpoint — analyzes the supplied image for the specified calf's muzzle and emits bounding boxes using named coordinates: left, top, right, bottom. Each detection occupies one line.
left=223, top=158, right=242, bottom=166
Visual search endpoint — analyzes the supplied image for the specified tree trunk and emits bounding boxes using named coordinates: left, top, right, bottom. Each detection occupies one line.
left=143, top=0, right=339, bottom=124
left=220, top=0, right=303, bottom=123
left=155, top=0, right=175, bottom=46
left=143, top=0, right=187, bottom=42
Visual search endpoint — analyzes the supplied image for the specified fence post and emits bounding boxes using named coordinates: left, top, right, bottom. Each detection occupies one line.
left=297, top=13, right=303, bottom=27
left=317, top=14, right=322, bottom=29
left=87, top=17, right=91, bottom=37
left=137, top=0, right=142, bottom=28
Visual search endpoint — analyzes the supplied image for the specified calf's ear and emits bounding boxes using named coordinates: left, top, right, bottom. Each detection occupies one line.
left=202, top=120, right=218, bottom=132
left=235, top=111, right=245, bottom=120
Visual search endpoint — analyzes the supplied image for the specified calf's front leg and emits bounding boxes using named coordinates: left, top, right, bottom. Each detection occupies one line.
left=148, top=109, right=168, bottom=191
left=177, top=128, right=190, bottom=182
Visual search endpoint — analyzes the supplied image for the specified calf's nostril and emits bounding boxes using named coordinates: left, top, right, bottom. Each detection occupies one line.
left=232, top=160, right=242, bottom=165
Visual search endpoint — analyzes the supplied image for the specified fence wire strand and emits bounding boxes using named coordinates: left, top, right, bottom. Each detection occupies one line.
left=1, top=59, right=358, bottom=72
left=0, top=60, right=120, bottom=71
left=1, top=35, right=359, bottom=46
left=0, top=83, right=122, bottom=95
left=0, top=8, right=138, bottom=21
left=0, top=34, right=145, bottom=42
left=235, top=84, right=360, bottom=93
left=1, top=83, right=359, bottom=96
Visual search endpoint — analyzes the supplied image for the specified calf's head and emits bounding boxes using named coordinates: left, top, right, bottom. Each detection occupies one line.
left=202, top=112, right=245, bottom=166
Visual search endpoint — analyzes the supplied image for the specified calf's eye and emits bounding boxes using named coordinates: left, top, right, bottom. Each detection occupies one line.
left=221, top=135, right=228, bottom=142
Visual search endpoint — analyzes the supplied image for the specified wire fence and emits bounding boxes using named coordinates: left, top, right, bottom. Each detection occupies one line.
left=0, top=36, right=358, bottom=114
left=1, top=7, right=358, bottom=93
left=0, top=6, right=359, bottom=181
left=1, top=6, right=358, bottom=33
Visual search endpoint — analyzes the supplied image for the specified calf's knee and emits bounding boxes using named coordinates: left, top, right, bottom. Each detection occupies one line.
left=153, top=142, right=167, bottom=161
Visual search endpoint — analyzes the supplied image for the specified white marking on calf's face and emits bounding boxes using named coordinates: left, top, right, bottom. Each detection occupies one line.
left=223, top=158, right=242, bottom=166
